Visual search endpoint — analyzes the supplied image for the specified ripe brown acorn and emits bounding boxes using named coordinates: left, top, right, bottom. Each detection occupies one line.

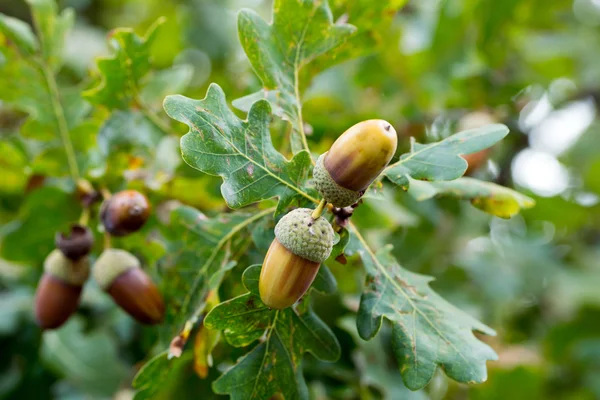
left=34, top=249, right=90, bottom=330
left=93, top=249, right=164, bottom=325
left=100, top=190, right=151, bottom=237
left=259, top=208, right=334, bottom=309
left=55, top=224, right=94, bottom=261
left=313, top=120, right=398, bottom=207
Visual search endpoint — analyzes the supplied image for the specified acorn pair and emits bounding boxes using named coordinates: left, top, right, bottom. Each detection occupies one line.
left=259, top=120, right=397, bottom=309
left=34, top=190, right=164, bottom=330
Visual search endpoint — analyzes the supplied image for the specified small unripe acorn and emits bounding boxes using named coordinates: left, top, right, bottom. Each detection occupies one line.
left=35, top=249, right=90, bottom=330
left=100, top=190, right=151, bottom=237
left=93, top=249, right=164, bottom=325
left=259, top=208, right=334, bottom=309
left=314, top=119, right=398, bottom=207
left=55, top=224, right=94, bottom=261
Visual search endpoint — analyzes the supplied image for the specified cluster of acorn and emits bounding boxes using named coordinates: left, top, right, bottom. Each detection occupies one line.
left=34, top=190, right=165, bottom=330
left=259, top=120, right=398, bottom=309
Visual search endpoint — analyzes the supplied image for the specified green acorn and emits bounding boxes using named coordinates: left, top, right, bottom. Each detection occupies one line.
left=314, top=119, right=398, bottom=207
left=93, top=249, right=164, bottom=325
left=259, top=208, right=334, bottom=309
left=34, top=249, right=90, bottom=330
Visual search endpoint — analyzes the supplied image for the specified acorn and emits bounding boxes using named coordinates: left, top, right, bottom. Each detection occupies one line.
left=314, top=119, right=398, bottom=207
left=259, top=208, right=335, bottom=309
left=34, top=249, right=90, bottom=330
left=55, top=224, right=94, bottom=261
left=93, top=249, right=164, bottom=324
left=100, top=190, right=151, bottom=237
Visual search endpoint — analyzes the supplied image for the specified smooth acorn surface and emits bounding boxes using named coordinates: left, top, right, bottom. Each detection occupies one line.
left=107, top=268, right=165, bottom=325
left=55, top=224, right=94, bottom=261
left=94, top=249, right=164, bottom=325
left=259, top=239, right=321, bottom=310
left=324, top=119, right=398, bottom=191
left=34, top=250, right=90, bottom=330
left=35, top=274, right=83, bottom=330
left=101, top=190, right=151, bottom=237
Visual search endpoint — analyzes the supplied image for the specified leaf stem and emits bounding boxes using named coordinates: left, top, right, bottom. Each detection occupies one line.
left=38, top=62, right=80, bottom=181
left=78, top=207, right=90, bottom=226
left=311, top=198, right=327, bottom=219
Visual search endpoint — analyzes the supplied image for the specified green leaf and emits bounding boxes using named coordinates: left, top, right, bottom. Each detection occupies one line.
left=165, top=83, right=315, bottom=211
left=205, top=265, right=340, bottom=400
left=160, top=205, right=275, bottom=341
left=132, top=351, right=190, bottom=400
left=384, top=124, right=510, bottom=188
left=40, top=317, right=128, bottom=396
left=233, top=0, right=356, bottom=153
left=140, top=63, right=194, bottom=106
left=26, top=0, right=74, bottom=69
left=407, top=177, right=535, bottom=218
left=353, top=234, right=497, bottom=391
left=0, top=13, right=38, bottom=55
left=83, top=18, right=165, bottom=109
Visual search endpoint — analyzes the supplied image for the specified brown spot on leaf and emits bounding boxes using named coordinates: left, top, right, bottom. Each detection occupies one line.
left=247, top=164, right=255, bottom=176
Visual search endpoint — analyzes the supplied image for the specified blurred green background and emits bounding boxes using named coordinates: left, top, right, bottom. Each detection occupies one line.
left=1, top=0, right=600, bottom=399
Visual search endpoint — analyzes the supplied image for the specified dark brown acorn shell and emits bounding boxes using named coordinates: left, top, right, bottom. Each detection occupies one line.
left=107, top=268, right=165, bottom=325
left=34, top=274, right=83, bottom=330
left=100, top=190, right=151, bottom=237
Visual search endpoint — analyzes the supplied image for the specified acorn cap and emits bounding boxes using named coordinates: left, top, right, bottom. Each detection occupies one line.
left=92, top=248, right=140, bottom=290
left=55, top=224, right=94, bottom=261
left=274, top=208, right=334, bottom=263
left=44, top=249, right=90, bottom=286
left=313, top=153, right=362, bottom=208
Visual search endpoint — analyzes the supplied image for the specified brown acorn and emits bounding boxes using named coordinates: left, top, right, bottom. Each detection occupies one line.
left=55, top=224, right=94, bottom=261
left=34, top=249, right=90, bottom=330
left=93, top=249, right=164, bottom=325
left=100, top=190, right=151, bottom=237
left=313, top=120, right=398, bottom=207
left=259, top=208, right=334, bottom=309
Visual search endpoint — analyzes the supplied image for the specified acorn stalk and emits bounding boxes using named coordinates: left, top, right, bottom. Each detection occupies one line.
left=94, top=249, right=164, bottom=325
left=314, top=119, right=398, bottom=207
left=34, top=249, right=90, bottom=330
left=259, top=208, right=334, bottom=309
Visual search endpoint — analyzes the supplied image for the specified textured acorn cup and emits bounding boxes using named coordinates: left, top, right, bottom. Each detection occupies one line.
left=259, top=208, right=335, bottom=309
left=35, top=249, right=90, bottom=330
left=55, top=224, right=94, bottom=261
left=93, top=249, right=164, bottom=325
left=100, top=190, right=151, bottom=237
left=314, top=119, right=398, bottom=207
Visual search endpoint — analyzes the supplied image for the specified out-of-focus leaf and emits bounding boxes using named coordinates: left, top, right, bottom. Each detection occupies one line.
left=40, top=317, right=128, bottom=396
left=165, top=83, right=314, bottom=212
left=0, top=141, right=28, bottom=195
left=0, top=288, right=33, bottom=335
left=83, top=18, right=165, bottom=109
left=132, top=351, right=191, bottom=400
left=1, top=186, right=79, bottom=263
left=26, top=0, right=74, bottom=69
left=205, top=265, right=340, bottom=400
left=233, top=0, right=356, bottom=153
left=97, top=110, right=163, bottom=157
left=0, top=13, right=38, bottom=55
left=384, top=124, right=509, bottom=188
left=407, top=177, right=535, bottom=218
left=140, top=64, right=194, bottom=106
left=352, top=230, right=497, bottom=390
